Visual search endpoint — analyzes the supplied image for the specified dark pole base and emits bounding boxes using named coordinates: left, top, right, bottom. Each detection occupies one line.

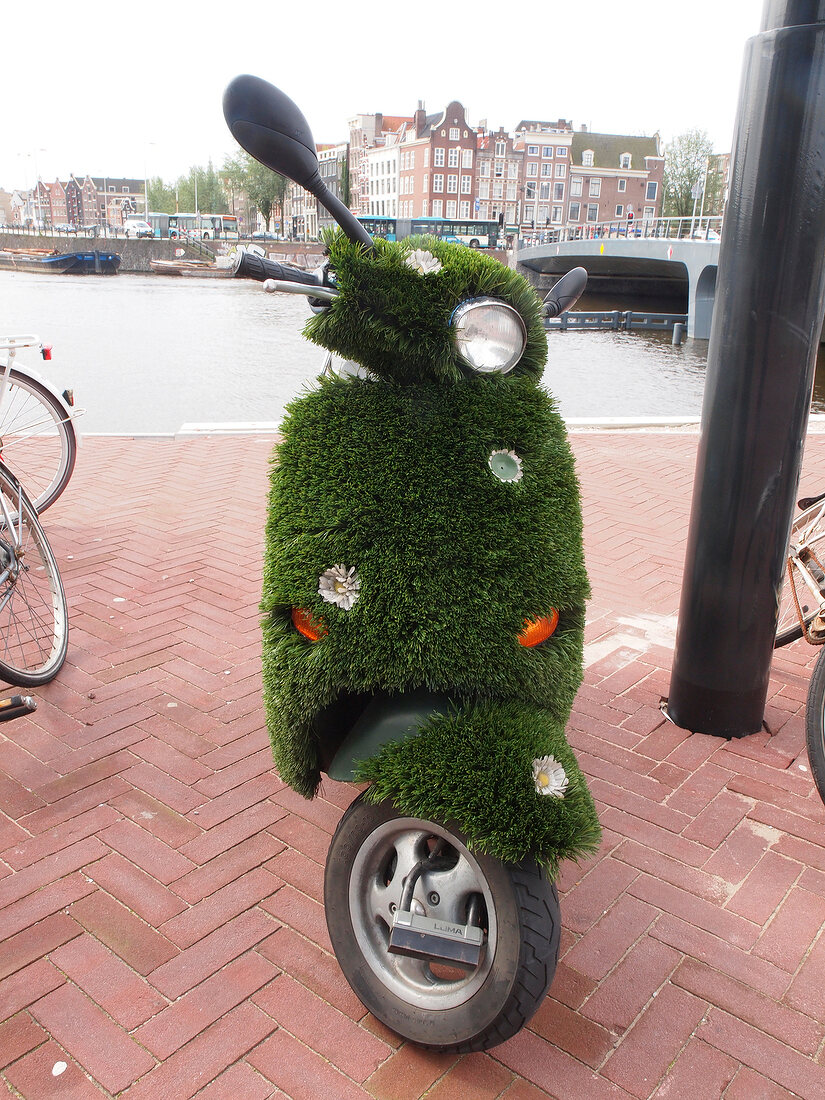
left=665, top=674, right=766, bottom=740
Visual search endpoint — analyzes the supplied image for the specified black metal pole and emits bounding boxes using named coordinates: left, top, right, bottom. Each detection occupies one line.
left=667, top=0, right=825, bottom=737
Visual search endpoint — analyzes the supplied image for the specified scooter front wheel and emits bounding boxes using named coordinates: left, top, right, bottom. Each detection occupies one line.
left=324, top=792, right=560, bottom=1052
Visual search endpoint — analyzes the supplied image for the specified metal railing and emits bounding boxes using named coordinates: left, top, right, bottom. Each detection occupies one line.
left=519, top=215, right=723, bottom=247
left=546, top=310, right=688, bottom=332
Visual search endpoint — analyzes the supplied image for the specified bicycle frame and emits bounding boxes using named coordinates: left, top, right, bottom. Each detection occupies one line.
left=786, top=499, right=825, bottom=630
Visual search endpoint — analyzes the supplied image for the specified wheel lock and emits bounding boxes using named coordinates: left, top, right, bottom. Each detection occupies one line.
left=388, top=841, right=486, bottom=971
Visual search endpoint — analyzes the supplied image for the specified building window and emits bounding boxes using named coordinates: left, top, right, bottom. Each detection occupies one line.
left=495, top=140, right=506, bottom=157
left=446, top=200, right=457, bottom=217
left=462, top=148, right=473, bottom=168
left=479, top=180, right=490, bottom=199
left=492, top=180, right=503, bottom=199
left=524, top=205, right=534, bottom=224
left=526, top=162, right=538, bottom=177
left=542, top=145, right=553, bottom=158
left=480, top=160, right=491, bottom=177
left=539, top=182, right=551, bottom=200
left=620, top=153, right=632, bottom=168
left=527, top=144, right=539, bottom=156
left=433, top=174, right=444, bottom=192
left=461, top=175, right=472, bottom=194
left=506, top=181, right=517, bottom=200
left=555, top=163, right=566, bottom=178
left=571, top=177, right=582, bottom=197
left=587, top=203, right=599, bottom=221
left=538, top=206, right=549, bottom=225
left=448, top=147, right=459, bottom=168
left=551, top=205, right=563, bottom=223
left=434, top=147, right=445, bottom=167
left=449, top=127, right=460, bottom=140
left=618, top=178, right=627, bottom=192
left=423, top=174, right=429, bottom=192
left=525, top=182, right=536, bottom=200
left=508, top=161, right=518, bottom=179
left=615, top=204, right=624, bottom=217
left=422, top=199, right=428, bottom=215
left=582, top=150, right=594, bottom=167
left=460, top=200, right=470, bottom=218
left=556, top=146, right=567, bottom=158
left=494, top=161, right=504, bottom=178
left=589, top=178, right=601, bottom=197
left=644, top=206, right=655, bottom=219
left=424, top=147, right=429, bottom=167
left=447, top=174, right=458, bottom=193
left=432, top=199, right=442, bottom=217
left=553, top=182, right=564, bottom=201
left=646, top=181, right=658, bottom=201
left=541, top=163, right=553, bottom=177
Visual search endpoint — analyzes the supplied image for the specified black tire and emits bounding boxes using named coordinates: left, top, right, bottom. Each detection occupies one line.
left=0, top=368, right=77, bottom=513
left=775, top=500, right=825, bottom=647
left=0, top=463, right=68, bottom=686
left=806, top=648, right=825, bottom=805
left=324, top=793, right=560, bottom=1052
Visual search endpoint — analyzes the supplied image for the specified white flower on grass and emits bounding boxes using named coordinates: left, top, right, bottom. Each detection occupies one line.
left=488, top=449, right=523, bottom=483
left=405, top=248, right=442, bottom=276
left=532, top=755, right=569, bottom=798
left=318, top=564, right=361, bottom=610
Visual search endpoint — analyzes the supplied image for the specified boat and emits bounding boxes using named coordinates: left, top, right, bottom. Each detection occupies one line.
left=149, top=258, right=234, bottom=277
left=0, top=248, right=121, bottom=275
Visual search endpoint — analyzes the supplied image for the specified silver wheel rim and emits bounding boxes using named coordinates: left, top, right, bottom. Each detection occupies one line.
left=348, top=817, right=497, bottom=1010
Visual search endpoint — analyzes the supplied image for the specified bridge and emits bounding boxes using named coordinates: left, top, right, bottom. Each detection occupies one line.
left=515, top=218, right=720, bottom=338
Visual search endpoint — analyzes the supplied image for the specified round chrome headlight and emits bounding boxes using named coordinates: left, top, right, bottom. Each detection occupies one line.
left=451, top=297, right=527, bottom=374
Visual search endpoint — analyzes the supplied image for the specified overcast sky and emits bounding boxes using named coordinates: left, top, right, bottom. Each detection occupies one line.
left=2, top=0, right=763, bottom=191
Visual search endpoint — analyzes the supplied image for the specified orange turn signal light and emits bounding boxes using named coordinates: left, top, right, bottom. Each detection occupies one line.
left=517, top=610, right=559, bottom=647
left=291, top=607, right=327, bottom=642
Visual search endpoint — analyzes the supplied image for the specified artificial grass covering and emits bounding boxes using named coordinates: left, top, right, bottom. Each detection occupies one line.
left=261, top=231, right=600, bottom=868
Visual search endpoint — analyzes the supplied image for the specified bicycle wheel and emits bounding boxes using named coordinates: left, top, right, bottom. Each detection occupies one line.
left=775, top=502, right=825, bottom=647
left=0, top=369, right=77, bottom=513
left=805, top=647, right=825, bottom=806
left=0, top=463, right=68, bottom=686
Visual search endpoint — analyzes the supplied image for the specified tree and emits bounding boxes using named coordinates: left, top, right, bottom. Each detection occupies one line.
left=147, top=176, right=176, bottom=214
left=663, top=129, right=717, bottom=219
left=222, top=151, right=287, bottom=231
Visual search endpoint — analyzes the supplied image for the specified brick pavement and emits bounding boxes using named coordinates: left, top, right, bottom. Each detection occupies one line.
left=2, top=429, right=825, bottom=1098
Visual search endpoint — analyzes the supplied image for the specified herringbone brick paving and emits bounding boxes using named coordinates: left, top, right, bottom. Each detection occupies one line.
left=2, top=430, right=825, bottom=1097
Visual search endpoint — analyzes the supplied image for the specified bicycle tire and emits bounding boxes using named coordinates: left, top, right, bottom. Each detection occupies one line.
left=805, top=646, right=825, bottom=806
left=775, top=501, right=825, bottom=647
left=0, top=463, right=68, bottom=686
left=0, top=368, right=77, bottom=513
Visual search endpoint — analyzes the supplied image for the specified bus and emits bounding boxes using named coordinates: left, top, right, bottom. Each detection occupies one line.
left=397, top=217, right=499, bottom=249
left=159, top=213, right=240, bottom=240
left=356, top=216, right=498, bottom=248
left=357, top=216, right=397, bottom=241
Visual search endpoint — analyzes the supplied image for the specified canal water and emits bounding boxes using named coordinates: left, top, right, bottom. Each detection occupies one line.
left=2, top=271, right=824, bottom=435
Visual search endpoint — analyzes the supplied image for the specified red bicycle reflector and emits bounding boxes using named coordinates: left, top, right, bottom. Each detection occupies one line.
left=291, top=607, right=327, bottom=641
left=41, top=346, right=52, bottom=360
left=517, top=609, right=560, bottom=647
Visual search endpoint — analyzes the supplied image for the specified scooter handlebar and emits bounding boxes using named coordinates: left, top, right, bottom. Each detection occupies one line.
left=232, top=248, right=322, bottom=288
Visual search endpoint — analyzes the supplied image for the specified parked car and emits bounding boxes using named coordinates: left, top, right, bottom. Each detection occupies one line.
left=251, top=230, right=279, bottom=240
left=125, top=220, right=153, bottom=239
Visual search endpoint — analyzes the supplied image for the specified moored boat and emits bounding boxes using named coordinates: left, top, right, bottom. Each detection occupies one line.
left=0, top=249, right=121, bottom=274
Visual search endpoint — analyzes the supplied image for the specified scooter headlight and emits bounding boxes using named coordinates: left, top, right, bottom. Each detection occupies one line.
left=451, top=297, right=527, bottom=374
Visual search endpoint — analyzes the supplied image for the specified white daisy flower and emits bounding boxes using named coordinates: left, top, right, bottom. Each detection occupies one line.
left=318, top=564, right=361, bottom=610
left=532, top=755, right=569, bottom=798
left=405, top=248, right=442, bottom=276
left=488, top=449, right=523, bottom=483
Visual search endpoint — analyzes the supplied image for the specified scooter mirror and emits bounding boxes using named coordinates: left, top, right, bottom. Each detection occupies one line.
left=223, top=75, right=322, bottom=193
left=544, top=267, right=588, bottom=317
left=223, top=74, right=373, bottom=250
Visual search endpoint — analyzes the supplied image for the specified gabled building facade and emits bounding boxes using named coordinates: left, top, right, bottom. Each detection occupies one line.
left=566, top=131, right=664, bottom=229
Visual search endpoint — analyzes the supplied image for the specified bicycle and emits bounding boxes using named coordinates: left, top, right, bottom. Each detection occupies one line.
left=0, top=458, right=68, bottom=686
left=0, top=335, right=81, bottom=513
left=775, top=489, right=825, bottom=804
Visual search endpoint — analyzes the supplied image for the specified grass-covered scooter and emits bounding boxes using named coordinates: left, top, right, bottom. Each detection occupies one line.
left=224, top=75, right=600, bottom=1052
